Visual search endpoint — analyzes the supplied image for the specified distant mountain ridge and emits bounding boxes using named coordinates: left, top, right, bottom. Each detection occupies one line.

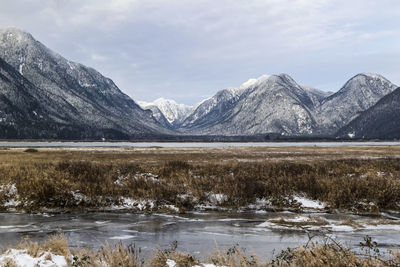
left=0, top=27, right=398, bottom=140
left=173, top=73, right=396, bottom=137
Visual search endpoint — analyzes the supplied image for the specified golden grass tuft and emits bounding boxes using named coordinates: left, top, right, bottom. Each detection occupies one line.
left=16, top=234, right=71, bottom=259
left=95, top=242, right=142, bottom=267
left=148, top=250, right=198, bottom=267
left=208, top=245, right=264, bottom=267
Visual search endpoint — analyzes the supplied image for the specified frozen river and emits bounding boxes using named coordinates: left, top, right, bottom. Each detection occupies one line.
left=1, top=211, right=400, bottom=260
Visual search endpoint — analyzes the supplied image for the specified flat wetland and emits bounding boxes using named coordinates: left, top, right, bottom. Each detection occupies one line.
left=1, top=144, right=400, bottom=266
left=1, top=144, right=400, bottom=213
left=1, top=144, right=400, bottom=164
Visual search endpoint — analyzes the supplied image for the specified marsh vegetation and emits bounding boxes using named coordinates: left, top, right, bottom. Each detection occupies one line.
left=0, top=146, right=399, bottom=214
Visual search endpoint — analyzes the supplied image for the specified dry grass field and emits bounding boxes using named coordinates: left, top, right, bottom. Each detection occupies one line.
left=0, top=145, right=399, bottom=213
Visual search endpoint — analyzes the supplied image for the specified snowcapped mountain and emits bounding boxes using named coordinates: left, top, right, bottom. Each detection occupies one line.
left=315, top=73, right=398, bottom=135
left=179, top=74, right=321, bottom=136
left=0, top=28, right=397, bottom=140
left=180, top=75, right=270, bottom=130
left=138, top=98, right=192, bottom=127
left=137, top=102, right=171, bottom=129
left=337, top=87, right=400, bottom=140
left=0, top=27, right=172, bottom=139
left=178, top=73, right=396, bottom=137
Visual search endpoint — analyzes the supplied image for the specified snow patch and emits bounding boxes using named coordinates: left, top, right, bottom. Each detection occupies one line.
left=70, top=191, right=88, bottom=205
left=166, top=259, right=177, bottom=267
left=19, top=63, right=24, bottom=75
left=0, top=249, right=67, bottom=267
left=111, top=197, right=155, bottom=211
left=208, top=193, right=228, bottom=205
left=0, top=184, right=21, bottom=208
left=293, top=196, right=325, bottom=209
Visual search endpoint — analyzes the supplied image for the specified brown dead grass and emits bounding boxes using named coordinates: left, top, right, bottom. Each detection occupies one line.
left=2, top=234, right=400, bottom=266
left=0, top=146, right=400, bottom=213
left=12, top=235, right=142, bottom=267
left=17, top=234, right=71, bottom=259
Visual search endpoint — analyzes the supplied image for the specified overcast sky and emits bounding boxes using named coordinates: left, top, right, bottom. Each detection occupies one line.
left=0, top=0, right=399, bottom=105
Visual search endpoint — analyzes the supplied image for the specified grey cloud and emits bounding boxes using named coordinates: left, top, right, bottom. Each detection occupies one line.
left=0, top=0, right=399, bottom=105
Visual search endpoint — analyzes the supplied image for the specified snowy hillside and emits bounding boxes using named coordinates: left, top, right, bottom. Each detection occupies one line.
left=0, top=27, right=172, bottom=139
left=179, top=74, right=321, bottom=136
left=315, top=73, right=397, bottom=134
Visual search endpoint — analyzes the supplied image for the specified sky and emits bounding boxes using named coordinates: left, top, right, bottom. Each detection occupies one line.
left=0, top=0, right=399, bottom=105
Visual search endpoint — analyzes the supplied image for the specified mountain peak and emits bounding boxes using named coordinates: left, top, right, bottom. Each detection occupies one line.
left=316, top=73, right=397, bottom=134
left=337, top=87, right=400, bottom=139
left=347, top=73, right=392, bottom=84
left=0, top=27, right=34, bottom=44
left=138, top=98, right=192, bottom=126
left=153, top=98, right=178, bottom=106
left=340, top=73, right=396, bottom=94
left=239, top=74, right=271, bottom=88
left=0, top=28, right=172, bottom=139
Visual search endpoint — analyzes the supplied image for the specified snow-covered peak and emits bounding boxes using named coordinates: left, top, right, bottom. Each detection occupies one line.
left=138, top=98, right=192, bottom=125
left=339, top=73, right=397, bottom=95
left=239, top=74, right=271, bottom=89
left=343, top=73, right=393, bottom=88
left=360, top=72, right=389, bottom=80
left=153, top=98, right=181, bottom=108
left=240, top=78, right=258, bottom=88
left=0, top=27, right=34, bottom=44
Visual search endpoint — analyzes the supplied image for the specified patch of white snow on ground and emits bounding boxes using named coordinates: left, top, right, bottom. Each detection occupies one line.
left=166, top=259, right=176, bottom=267
left=163, top=204, right=180, bottom=212
left=293, top=196, right=325, bottom=209
left=0, top=249, right=67, bottom=267
left=111, top=197, right=155, bottom=211
left=70, top=191, right=88, bottom=205
left=0, top=184, right=21, bottom=208
left=208, top=193, right=228, bottom=205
